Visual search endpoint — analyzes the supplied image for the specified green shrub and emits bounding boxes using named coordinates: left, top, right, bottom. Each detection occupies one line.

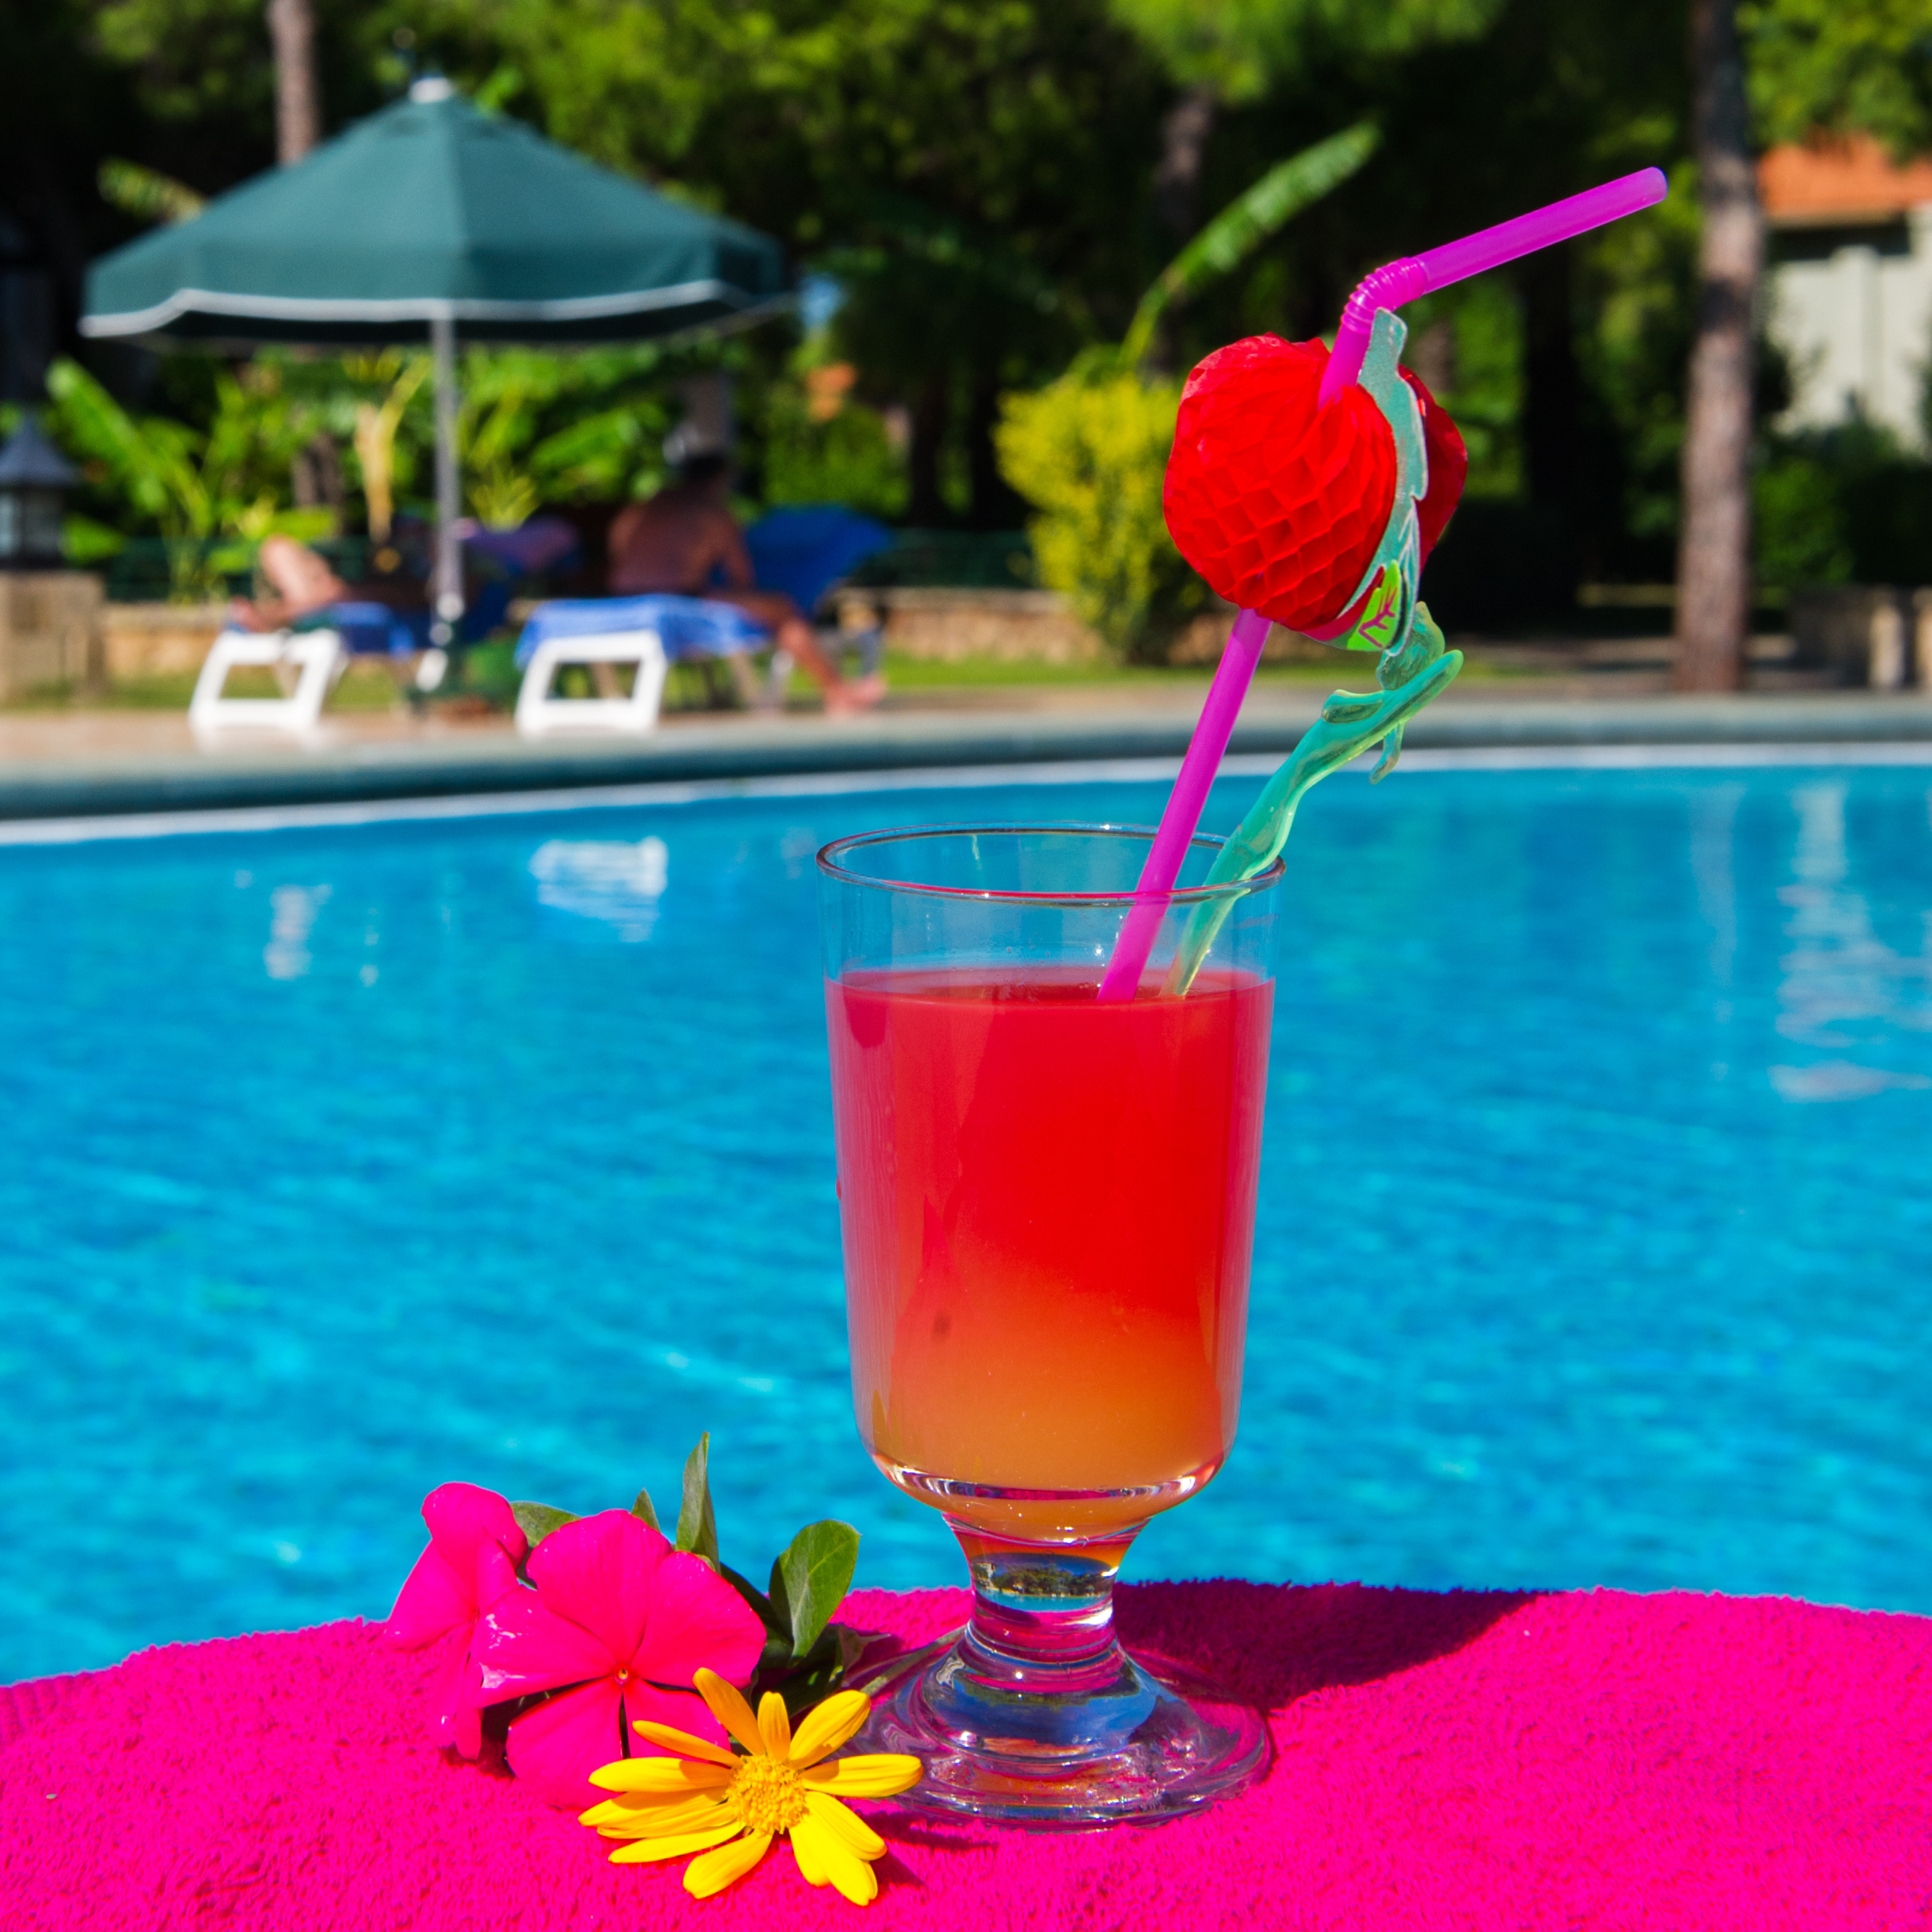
left=1755, top=425, right=1932, bottom=590
left=995, top=366, right=1202, bottom=661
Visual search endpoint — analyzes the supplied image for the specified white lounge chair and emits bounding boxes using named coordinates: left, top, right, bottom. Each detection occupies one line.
left=189, top=626, right=346, bottom=734
left=514, top=627, right=669, bottom=736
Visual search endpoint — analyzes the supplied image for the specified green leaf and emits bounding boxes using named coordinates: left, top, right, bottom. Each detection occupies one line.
left=510, top=1500, right=578, bottom=1550
left=719, top=1561, right=789, bottom=1666
left=767, top=1520, right=860, bottom=1660
left=97, top=158, right=206, bottom=226
left=675, top=1434, right=719, bottom=1567
left=631, top=1486, right=660, bottom=1532
left=1121, top=121, right=1380, bottom=364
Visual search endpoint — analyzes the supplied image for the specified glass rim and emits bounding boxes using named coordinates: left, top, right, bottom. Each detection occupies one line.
left=814, top=821, right=1285, bottom=908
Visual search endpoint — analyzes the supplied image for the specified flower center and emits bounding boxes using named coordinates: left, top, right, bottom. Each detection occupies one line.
left=727, top=1754, right=808, bottom=1834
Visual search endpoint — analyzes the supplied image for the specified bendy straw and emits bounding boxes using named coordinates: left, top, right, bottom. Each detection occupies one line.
left=1317, top=168, right=1667, bottom=407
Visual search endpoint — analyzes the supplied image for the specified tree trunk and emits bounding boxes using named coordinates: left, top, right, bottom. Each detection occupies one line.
left=291, top=433, right=344, bottom=524
left=1153, top=83, right=1217, bottom=240
left=1674, top=0, right=1761, bottom=693
left=965, top=376, right=1024, bottom=531
left=907, top=377, right=949, bottom=527
left=267, top=0, right=320, bottom=164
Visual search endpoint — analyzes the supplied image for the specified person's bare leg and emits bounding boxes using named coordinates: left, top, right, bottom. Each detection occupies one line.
left=717, top=590, right=884, bottom=713
left=776, top=616, right=885, bottom=714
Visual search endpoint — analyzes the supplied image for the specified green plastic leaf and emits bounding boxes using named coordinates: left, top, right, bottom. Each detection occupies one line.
left=767, top=1521, right=860, bottom=1660
left=1331, top=564, right=1404, bottom=654
left=510, top=1501, right=578, bottom=1551
left=630, top=1486, right=660, bottom=1533
left=675, top=1434, right=719, bottom=1567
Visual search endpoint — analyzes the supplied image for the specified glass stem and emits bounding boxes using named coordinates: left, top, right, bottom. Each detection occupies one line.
left=948, top=1526, right=1141, bottom=1702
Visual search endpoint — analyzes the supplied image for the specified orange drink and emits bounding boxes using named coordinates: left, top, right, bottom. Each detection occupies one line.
left=827, top=968, right=1272, bottom=1537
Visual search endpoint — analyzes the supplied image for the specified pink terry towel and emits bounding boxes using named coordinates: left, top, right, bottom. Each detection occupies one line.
left=2, top=1581, right=1928, bottom=1930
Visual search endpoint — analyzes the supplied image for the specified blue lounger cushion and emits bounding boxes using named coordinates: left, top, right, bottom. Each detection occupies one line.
left=513, top=595, right=770, bottom=671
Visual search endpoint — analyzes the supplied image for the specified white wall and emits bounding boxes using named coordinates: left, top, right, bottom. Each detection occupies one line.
left=1769, top=208, right=1932, bottom=447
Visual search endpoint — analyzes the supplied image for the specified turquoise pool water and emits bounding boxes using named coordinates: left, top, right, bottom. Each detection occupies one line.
left=2, top=762, right=1929, bottom=1681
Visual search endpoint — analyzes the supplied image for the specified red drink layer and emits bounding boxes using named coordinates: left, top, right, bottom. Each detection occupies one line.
left=826, top=968, right=1273, bottom=1540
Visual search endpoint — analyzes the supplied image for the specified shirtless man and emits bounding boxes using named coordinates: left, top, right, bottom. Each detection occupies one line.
left=607, top=454, right=885, bottom=714
left=229, top=533, right=350, bottom=632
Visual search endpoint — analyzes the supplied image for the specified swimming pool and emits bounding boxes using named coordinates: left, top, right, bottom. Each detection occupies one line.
left=2, top=761, right=1928, bottom=1682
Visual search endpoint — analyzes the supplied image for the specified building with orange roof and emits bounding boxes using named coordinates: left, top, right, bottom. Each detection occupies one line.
left=1761, top=136, right=1932, bottom=444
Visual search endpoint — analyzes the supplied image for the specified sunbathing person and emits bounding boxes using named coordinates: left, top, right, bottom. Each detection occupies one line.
left=606, top=454, right=885, bottom=715
left=228, top=534, right=351, bottom=633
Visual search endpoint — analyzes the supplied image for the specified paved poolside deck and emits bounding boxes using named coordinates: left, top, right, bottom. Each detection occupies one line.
left=1, top=685, right=1930, bottom=822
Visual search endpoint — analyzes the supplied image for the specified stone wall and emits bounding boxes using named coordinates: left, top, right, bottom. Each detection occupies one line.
left=101, top=603, right=229, bottom=679
left=836, top=587, right=1102, bottom=663
left=832, top=587, right=1324, bottom=666
left=0, top=572, right=104, bottom=700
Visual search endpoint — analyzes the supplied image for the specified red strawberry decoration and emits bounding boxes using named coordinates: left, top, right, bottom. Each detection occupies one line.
left=1163, top=334, right=1466, bottom=635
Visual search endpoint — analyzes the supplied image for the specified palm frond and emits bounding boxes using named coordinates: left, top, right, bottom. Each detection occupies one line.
left=1121, top=120, right=1379, bottom=365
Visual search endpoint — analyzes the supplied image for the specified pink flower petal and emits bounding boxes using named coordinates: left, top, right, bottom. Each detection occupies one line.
left=474, top=1587, right=613, bottom=1703
left=523, top=1511, right=668, bottom=1666
left=621, top=1680, right=734, bottom=1758
left=473, top=1538, right=523, bottom=1614
left=427, top=1633, right=482, bottom=1758
left=386, top=1485, right=529, bottom=1651
left=422, top=1482, right=529, bottom=1572
left=634, top=1550, right=768, bottom=1689
left=505, top=1676, right=627, bottom=1809
left=383, top=1544, right=472, bottom=1651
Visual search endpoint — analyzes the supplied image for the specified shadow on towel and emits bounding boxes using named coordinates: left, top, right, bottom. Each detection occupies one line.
left=1115, top=1579, right=1539, bottom=1709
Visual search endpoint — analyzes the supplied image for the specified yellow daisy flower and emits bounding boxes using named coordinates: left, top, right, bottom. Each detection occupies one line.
left=580, top=1666, right=922, bottom=1906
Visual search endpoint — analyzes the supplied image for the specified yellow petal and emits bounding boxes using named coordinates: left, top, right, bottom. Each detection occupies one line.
left=788, top=1689, right=871, bottom=1768
left=588, top=1757, right=734, bottom=1793
left=757, top=1689, right=793, bottom=1761
left=805, top=1789, right=885, bottom=1859
left=684, top=1828, right=772, bottom=1899
left=791, top=1814, right=878, bottom=1906
left=607, top=1821, right=743, bottom=1865
left=694, top=1667, right=766, bottom=1758
left=629, top=1718, right=739, bottom=1767
left=582, top=1789, right=720, bottom=1827
left=592, top=1797, right=734, bottom=1840
left=800, top=1753, right=924, bottom=1798
left=790, top=1814, right=833, bottom=1888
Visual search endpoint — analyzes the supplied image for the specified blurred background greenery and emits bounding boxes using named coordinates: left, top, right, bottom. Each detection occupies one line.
left=5, top=0, right=1932, bottom=654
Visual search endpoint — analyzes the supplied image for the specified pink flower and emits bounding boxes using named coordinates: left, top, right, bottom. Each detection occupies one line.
left=383, top=1482, right=529, bottom=1758
left=474, top=1510, right=767, bottom=1810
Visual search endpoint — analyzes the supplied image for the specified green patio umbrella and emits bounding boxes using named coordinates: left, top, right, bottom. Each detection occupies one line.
left=80, top=78, right=790, bottom=646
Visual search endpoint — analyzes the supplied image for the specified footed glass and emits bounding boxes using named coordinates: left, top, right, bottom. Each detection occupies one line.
left=817, top=824, right=1282, bottom=1824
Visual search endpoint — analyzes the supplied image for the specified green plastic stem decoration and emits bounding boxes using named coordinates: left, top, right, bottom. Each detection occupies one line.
left=1166, top=309, right=1463, bottom=995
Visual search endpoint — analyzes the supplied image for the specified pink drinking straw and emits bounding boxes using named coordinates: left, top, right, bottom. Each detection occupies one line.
left=1098, top=605, right=1270, bottom=1001
left=1317, top=168, right=1667, bottom=407
left=1096, top=166, right=1668, bottom=1003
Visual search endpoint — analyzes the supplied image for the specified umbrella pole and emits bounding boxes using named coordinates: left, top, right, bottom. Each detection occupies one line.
left=429, top=309, right=462, bottom=667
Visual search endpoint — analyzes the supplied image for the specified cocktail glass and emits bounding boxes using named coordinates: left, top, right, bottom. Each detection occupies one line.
left=817, top=823, right=1282, bottom=1824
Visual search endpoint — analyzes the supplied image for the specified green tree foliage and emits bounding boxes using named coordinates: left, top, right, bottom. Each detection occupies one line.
left=45, top=357, right=327, bottom=599
left=405, top=0, right=1167, bottom=523
left=1109, top=0, right=1505, bottom=98
left=1743, top=0, right=1932, bottom=156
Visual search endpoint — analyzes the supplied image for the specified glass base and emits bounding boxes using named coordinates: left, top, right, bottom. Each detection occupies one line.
left=850, top=1632, right=1268, bottom=1825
